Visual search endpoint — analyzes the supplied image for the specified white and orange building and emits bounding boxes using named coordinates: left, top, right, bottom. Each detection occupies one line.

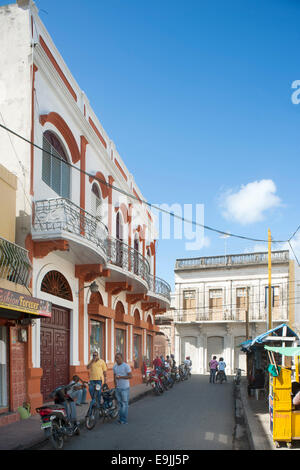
left=0, top=0, right=170, bottom=423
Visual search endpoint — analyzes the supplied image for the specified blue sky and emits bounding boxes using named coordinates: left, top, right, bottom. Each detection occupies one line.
left=3, top=0, right=300, bottom=288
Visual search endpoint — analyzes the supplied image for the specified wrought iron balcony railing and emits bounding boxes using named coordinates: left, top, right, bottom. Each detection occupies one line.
left=106, top=237, right=150, bottom=283
left=33, top=199, right=171, bottom=302
left=33, top=198, right=108, bottom=254
left=173, top=307, right=288, bottom=323
left=175, top=250, right=289, bottom=270
left=149, top=274, right=171, bottom=301
left=0, top=236, right=32, bottom=288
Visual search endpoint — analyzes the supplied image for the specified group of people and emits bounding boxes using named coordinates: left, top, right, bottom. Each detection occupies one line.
left=208, top=356, right=227, bottom=383
left=66, top=351, right=132, bottom=425
left=152, top=354, right=192, bottom=372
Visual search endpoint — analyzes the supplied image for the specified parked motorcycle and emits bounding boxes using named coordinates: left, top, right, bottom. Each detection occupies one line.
left=171, top=366, right=181, bottom=383
left=147, top=369, right=164, bottom=395
left=36, top=385, right=80, bottom=449
left=178, top=364, right=188, bottom=381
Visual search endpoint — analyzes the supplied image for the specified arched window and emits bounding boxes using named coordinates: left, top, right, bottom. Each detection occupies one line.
left=41, top=270, right=73, bottom=301
left=91, top=183, right=102, bottom=220
left=42, top=130, right=70, bottom=198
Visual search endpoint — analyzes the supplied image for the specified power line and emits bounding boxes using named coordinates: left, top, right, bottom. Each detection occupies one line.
left=0, top=122, right=292, bottom=245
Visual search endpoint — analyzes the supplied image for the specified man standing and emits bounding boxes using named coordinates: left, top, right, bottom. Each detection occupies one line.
left=113, top=352, right=132, bottom=425
left=217, top=357, right=227, bottom=382
left=209, top=356, right=218, bottom=383
left=87, top=351, right=107, bottom=405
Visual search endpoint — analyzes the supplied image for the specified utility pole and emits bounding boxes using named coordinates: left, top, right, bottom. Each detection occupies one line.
left=268, top=228, right=272, bottom=331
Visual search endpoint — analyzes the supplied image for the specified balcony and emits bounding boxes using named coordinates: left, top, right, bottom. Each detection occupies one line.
left=32, top=198, right=108, bottom=264
left=32, top=198, right=171, bottom=307
left=0, top=236, right=32, bottom=288
left=147, top=274, right=171, bottom=309
left=174, top=307, right=288, bottom=323
left=175, top=250, right=289, bottom=271
left=106, top=237, right=150, bottom=292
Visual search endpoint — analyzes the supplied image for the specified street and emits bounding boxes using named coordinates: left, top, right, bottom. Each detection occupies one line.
left=38, top=375, right=235, bottom=451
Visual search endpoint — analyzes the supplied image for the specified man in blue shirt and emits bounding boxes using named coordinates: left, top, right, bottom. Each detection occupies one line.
left=113, top=353, right=132, bottom=424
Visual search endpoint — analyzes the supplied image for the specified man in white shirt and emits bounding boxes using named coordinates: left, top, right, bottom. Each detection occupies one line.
left=113, top=353, right=132, bottom=424
left=217, top=358, right=227, bottom=382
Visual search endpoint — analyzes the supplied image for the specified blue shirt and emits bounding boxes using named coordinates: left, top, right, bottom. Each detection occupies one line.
left=113, top=362, right=131, bottom=389
left=218, top=361, right=226, bottom=371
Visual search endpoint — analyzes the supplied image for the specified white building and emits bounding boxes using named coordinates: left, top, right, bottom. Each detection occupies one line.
left=0, top=0, right=170, bottom=418
left=172, top=250, right=300, bottom=375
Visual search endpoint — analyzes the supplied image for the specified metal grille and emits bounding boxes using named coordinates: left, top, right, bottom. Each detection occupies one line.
left=33, top=198, right=108, bottom=254
left=0, top=236, right=32, bottom=288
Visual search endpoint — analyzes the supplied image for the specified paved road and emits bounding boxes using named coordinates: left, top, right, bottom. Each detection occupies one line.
left=40, top=375, right=235, bottom=450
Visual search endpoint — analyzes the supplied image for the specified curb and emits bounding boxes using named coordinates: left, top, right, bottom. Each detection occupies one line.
left=238, top=379, right=274, bottom=450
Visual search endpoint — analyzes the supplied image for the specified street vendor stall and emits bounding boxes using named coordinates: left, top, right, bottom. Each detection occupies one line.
left=239, top=323, right=299, bottom=401
left=265, top=345, right=300, bottom=448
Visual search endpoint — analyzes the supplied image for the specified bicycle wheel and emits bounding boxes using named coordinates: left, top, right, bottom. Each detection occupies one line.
left=85, top=404, right=97, bottom=430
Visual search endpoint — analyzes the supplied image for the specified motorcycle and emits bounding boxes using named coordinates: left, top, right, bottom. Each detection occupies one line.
left=178, top=364, right=188, bottom=381
left=36, top=385, right=80, bottom=449
left=171, top=366, right=180, bottom=383
left=147, top=369, right=164, bottom=395
left=157, top=368, right=171, bottom=390
left=216, top=370, right=226, bottom=384
left=99, top=384, right=119, bottom=422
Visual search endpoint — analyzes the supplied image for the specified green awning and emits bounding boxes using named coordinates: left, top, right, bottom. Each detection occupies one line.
left=264, top=345, right=300, bottom=356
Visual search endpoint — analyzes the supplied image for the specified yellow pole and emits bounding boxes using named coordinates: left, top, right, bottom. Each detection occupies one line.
left=268, top=228, right=272, bottom=330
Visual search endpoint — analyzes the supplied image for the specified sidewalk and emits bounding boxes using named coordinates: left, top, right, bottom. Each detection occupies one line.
left=0, top=383, right=152, bottom=451
left=238, top=378, right=274, bottom=450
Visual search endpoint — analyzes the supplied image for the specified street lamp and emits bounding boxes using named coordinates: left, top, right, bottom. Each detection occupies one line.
left=76, top=281, right=99, bottom=296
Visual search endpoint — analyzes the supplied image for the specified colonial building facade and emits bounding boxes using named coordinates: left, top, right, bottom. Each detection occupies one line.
left=0, top=0, right=170, bottom=423
left=171, top=251, right=299, bottom=375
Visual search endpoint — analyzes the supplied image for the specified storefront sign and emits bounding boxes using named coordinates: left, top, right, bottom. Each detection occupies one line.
left=0, top=288, right=52, bottom=318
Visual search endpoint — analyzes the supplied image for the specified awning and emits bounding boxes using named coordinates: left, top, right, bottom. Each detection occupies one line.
left=265, top=345, right=300, bottom=357
left=239, top=323, right=299, bottom=352
left=0, top=287, right=52, bottom=318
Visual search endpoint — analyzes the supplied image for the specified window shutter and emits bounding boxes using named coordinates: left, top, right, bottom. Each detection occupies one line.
left=42, top=135, right=51, bottom=186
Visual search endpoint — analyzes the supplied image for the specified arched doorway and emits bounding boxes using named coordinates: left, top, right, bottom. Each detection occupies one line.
left=40, top=271, right=72, bottom=402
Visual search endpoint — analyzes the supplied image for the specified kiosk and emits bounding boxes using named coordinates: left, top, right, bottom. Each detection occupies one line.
left=266, top=345, right=300, bottom=448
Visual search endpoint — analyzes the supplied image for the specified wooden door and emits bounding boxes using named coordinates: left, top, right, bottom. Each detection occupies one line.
left=41, top=305, right=70, bottom=402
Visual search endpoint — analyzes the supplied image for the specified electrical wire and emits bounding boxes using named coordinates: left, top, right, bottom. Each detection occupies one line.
left=0, top=122, right=293, bottom=245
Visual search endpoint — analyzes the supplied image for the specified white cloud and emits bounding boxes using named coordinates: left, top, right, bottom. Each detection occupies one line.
left=220, top=180, right=282, bottom=225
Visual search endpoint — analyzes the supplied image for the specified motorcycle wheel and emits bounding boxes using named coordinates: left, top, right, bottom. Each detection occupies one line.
left=85, top=405, right=97, bottom=430
left=50, top=421, right=64, bottom=450
left=154, top=384, right=161, bottom=396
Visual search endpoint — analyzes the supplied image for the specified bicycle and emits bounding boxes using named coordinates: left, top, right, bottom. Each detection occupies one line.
left=85, top=381, right=102, bottom=430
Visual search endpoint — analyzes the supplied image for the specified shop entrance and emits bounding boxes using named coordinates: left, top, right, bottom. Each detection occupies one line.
left=40, top=305, right=70, bottom=402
